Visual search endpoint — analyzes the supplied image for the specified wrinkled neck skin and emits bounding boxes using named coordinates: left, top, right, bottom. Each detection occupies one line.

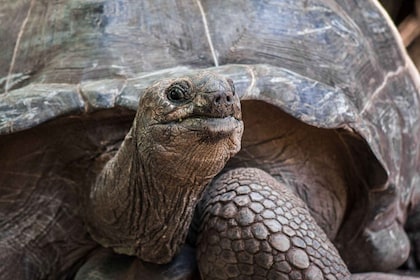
left=87, top=113, right=242, bottom=264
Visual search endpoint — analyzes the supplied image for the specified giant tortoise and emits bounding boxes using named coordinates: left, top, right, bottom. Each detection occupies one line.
left=1, top=0, right=420, bottom=279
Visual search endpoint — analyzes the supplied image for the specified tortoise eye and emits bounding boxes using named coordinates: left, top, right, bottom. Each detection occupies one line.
left=166, top=80, right=192, bottom=103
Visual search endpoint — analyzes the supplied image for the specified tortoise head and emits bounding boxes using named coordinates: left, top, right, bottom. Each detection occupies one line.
left=134, top=71, right=243, bottom=183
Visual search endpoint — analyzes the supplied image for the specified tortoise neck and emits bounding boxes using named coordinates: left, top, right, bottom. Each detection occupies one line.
left=86, top=128, right=211, bottom=264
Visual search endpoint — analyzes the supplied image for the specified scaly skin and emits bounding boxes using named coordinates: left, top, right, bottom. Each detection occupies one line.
left=196, top=167, right=351, bottom=280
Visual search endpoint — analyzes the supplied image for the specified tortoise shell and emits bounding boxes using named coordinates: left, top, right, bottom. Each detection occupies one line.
left=0, top=0, right=419, bottom=278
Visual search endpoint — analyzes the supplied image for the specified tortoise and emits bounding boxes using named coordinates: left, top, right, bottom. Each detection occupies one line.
left=1, top=0, right=420, bottom=279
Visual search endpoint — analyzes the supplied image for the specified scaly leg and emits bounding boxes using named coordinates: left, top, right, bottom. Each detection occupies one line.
left=195, top=167, right=350, bottom=280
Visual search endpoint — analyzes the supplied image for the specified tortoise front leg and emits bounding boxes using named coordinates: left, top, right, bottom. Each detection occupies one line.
left=195, top=167, right=350, bottom=280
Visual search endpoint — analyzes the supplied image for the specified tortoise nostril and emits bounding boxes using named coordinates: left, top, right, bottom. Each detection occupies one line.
left=197, top=89, right=237, bottom=118
left=213, top=92, right=234, bottom=105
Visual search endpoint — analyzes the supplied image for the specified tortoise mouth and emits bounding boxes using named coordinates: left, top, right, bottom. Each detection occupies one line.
left=150, top=112, right=242, bottom=130
left=175, top=115, right=242, bottom=136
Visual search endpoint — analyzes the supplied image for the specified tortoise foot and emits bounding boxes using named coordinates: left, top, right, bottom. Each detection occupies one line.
left=195, top=167, right=350, bottom=280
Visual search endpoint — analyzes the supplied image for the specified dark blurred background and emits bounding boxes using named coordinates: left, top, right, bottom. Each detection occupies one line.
left=381, top=0, right=420, bottom=69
